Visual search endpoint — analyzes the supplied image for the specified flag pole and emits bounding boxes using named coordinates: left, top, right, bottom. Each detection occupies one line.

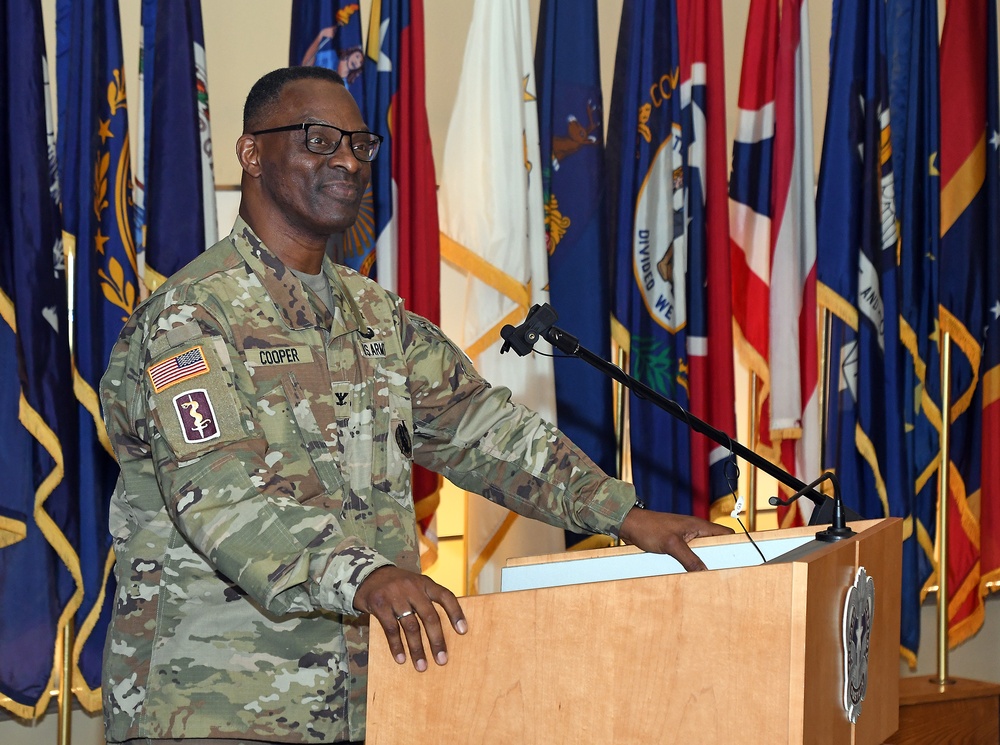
left=58, top=620, right=73, bottom=745
left=935, top=331, right=954, bottom=686
left=613, top=344, right=628, bottom=545
left=746, top=371, right=759, bottom=531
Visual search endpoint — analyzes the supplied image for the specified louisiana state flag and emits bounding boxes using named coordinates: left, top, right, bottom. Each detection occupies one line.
left=886, top=0, right=940, bottom=664
left=56, top=0, right=137, bottom=708
left=535, top=0, right=616, bottom=550
left=730, top=0, right=820, bottom=528
left=677, top=0, right=737, bottom=519
left=362, top=0, right=442, bottom=568
left=0, top=0, right=80, bottom=718
left=607, top=0, right=692, bottom=514
left=290, top=1, right=374, bottom=275
left=816, top=0, right=911, bottom=644
left=135, top=0, right=217, bottom=292
left=937, top=0, right=1000, bottom=648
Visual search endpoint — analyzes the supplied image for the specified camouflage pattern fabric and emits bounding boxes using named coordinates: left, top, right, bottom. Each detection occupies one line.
left=100, top=219, right=635, bottom=743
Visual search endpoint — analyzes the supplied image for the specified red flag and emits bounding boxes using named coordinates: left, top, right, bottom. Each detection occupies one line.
left=367, top=0, right=442, bottom=568
left=677, top=0, right=737, bottom=519
left=938, top=0, right=998, bottom=645
left=729, top=0, right=818, bottom=526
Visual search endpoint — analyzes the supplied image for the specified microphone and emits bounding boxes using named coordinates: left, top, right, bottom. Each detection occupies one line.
left=768, top=472, right=856, bottom=542
left=501, top=303, right=859, bottom=542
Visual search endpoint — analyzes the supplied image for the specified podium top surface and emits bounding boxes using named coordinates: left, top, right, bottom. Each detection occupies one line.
left=501, top=519, right=885, bottom=592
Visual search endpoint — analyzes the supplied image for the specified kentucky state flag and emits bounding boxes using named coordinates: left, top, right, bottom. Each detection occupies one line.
left=362, top=0, right=442, bottom=568
left=730, top=0, right=819, bottom=528
left=886, top=0, right=939, bottom=664
left=607, top=0, right=692, bottom=514
left=56, top=0, right=138, bottom=708
left=290, top=1, right=375, bottom=275
left=936, top=0, right=1000, bottom=649
left=135, top=0, right=217, bottom=292
left=816, top=0, right=911, bottom=643
left=677, top=0, right=738, bottom=519
left=535, top=0, right=616, bottom=550
left=0, top=0, right=80, bottom=719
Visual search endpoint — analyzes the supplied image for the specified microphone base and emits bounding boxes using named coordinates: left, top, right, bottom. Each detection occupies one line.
left=815, top=525, right=857, bottom=542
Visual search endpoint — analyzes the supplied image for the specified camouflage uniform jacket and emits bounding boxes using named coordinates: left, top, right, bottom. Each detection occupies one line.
left=100, top=219, right=635, bottom=743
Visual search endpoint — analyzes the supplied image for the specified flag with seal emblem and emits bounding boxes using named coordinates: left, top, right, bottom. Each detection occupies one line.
left=56, top=0, right=138, bottom=705
left=607, top=0, right=692, bottom=514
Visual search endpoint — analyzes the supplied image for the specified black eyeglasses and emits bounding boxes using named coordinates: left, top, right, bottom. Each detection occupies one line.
left=251, top=122, right=383, bottom=162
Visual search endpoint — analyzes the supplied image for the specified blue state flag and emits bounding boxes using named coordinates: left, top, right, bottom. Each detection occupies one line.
left=291, top=0, right=375, bottom=274
left=886, top=0, right=939, bottom=664
left=536, top=0, right=616, bottom=547
left=0, top=0, right=80, bottom=718
left=607, top=0, right=692, bottom=514
left=135, top=0, right=217, bottom=292
left=57, top=0, right=138, bottom=708
left=816, top=0, right=911, bottom=640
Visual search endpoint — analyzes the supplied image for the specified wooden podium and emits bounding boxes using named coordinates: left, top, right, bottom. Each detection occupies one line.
left=367, top=518, right=902, bottom=744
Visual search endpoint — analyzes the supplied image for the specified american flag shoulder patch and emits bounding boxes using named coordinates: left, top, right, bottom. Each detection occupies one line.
left=148, top=345, right=211, bottom=393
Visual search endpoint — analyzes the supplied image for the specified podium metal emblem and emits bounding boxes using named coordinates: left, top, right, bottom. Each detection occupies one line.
left=842, top=566, right=875, bottom=723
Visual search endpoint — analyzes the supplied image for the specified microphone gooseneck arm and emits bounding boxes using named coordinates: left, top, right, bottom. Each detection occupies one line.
left=501, top=303, right=856, bottom=540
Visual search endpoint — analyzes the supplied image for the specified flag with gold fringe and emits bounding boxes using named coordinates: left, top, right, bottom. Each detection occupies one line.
left=935, top=0, right=1000, bottom=649
left=886, top=0, right=940, bottom=665
left=0, top=0, right=80, bottom=718
left=438, top=0, right=564, bottom=594
left=56, top=0, right=138, bottom=708
left=135, top=0, right=217, bottom=292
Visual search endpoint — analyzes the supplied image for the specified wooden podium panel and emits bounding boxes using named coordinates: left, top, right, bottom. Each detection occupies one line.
left=366, top=519, right=902, bottom=744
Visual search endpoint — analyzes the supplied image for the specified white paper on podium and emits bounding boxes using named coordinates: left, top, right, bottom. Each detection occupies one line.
left=500, top=534, right=817, bottom=592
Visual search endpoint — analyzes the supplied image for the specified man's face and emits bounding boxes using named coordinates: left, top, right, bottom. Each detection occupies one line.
left=252, top=78, right=372, bottom=237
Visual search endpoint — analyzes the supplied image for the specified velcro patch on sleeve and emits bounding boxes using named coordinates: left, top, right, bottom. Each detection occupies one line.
left=148, top=345, right=210, bottom=393
left=147, top=339, right=246, bottom=460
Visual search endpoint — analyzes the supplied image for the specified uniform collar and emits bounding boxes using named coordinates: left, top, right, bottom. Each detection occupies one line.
left=229, top=217, right=358, bottom=338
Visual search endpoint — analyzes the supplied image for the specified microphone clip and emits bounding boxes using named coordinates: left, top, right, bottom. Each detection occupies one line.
left=500, top=303, right=560, bottom=357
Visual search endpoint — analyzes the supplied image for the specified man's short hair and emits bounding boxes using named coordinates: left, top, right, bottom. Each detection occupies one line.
left=243, top=66, right=346, bottom=132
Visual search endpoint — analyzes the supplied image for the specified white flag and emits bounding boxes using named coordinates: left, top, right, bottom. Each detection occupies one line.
left=438, top=0, right=564, bottom=594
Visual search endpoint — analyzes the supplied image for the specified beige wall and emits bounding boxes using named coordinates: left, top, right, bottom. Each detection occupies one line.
left=41, top=0, right=834, bottom=187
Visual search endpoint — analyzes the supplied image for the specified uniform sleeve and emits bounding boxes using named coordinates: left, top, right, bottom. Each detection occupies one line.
left=400, top=312, right=635, bottom=537
left=101, top=293, right=393, bottom=617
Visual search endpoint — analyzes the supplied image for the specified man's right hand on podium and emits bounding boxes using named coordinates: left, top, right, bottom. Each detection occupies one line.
left=354, top=565, right=468, bottom=672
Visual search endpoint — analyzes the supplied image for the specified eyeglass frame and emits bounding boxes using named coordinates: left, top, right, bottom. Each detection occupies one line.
left=250, top=122, right=384, bottom=162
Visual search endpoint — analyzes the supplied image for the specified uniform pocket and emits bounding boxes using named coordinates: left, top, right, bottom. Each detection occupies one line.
left=256, top=376, right=345, bottom=506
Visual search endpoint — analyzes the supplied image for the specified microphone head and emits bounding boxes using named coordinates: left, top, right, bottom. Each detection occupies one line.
left=767, top=496, right=780, bottom=506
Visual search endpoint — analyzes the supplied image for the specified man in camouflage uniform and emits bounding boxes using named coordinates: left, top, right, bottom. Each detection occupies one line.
left=100, top=66, right=730, bottom=744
